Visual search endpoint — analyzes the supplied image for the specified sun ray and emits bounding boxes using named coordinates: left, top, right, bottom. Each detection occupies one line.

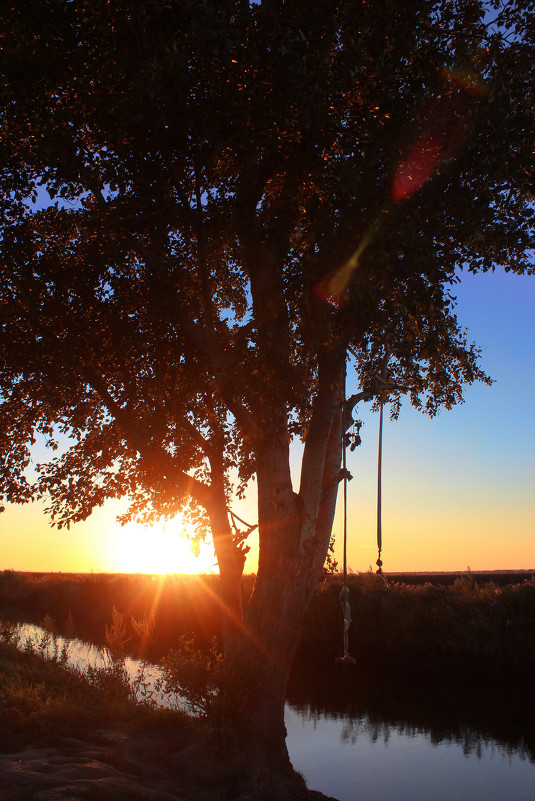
left=108, top=515, right=217, bottom=575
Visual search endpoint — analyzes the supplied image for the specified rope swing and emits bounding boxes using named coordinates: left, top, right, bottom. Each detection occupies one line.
left=376, top=397, right=384, bottom=575
left=336, top=346, right=391, bottom=663
left=376, top=346, right=390, bottom=584
left=336, top=358, right=356, bottom=665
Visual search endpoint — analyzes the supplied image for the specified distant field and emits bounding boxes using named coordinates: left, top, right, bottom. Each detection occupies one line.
left=15, top=568, right=535, bottom=584
left=382, top=570, right=535, bottom=586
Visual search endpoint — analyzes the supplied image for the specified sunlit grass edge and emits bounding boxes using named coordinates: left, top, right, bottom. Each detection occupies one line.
left=0, top=634, right=193, bottom=754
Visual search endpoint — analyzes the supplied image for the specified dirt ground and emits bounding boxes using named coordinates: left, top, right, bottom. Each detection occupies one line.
left=0, top=728, right=339, bottom=801
left=0, top=728, right=201, bottom=801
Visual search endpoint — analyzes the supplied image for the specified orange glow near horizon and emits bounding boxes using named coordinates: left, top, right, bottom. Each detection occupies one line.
left=1, top=489, right=533, bottom=576
left=0, top=501, right=220, bottom=575
left=107, top=517, right=218, bottom=575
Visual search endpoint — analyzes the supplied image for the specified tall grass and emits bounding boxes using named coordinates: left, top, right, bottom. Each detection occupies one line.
left=302, top=572, right=535, bottom=676
left=0, top=570, right=234, bottom=657
left=0, top=611, right=195, bottom=756
left=1, top=569, right=533, bottom=677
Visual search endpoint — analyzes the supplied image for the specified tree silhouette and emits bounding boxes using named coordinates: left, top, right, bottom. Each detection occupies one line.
left=1, top=2, right=533, bottom=797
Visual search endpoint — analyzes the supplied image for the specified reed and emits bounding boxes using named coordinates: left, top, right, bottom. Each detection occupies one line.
left=302, top=572, right=535, bottom=676
left=1, top=569, right=533, bottom=676
left=0, top=633, right=185, bottom=753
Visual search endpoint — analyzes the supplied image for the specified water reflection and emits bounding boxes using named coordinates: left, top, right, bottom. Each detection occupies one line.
left=286, top=706, right=535, bottom=801
left=8, top=622, right=535, bottom=801
left=12, top=622, right=189, bottom=711
left=288, top=659, right=535, bottom=759
left=286, top=660, right=535, bottom=801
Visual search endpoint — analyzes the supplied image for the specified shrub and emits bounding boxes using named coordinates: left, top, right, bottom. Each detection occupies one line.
left=157, top=635, right=223, bottom=716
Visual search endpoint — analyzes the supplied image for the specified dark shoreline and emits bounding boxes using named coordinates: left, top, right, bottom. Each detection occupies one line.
left=14, top=568, right=535, bottom=579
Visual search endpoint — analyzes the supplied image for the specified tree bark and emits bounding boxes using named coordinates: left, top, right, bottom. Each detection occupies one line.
left=205, top=471, right=245, bottom=656
left=222, top=190, right=346, bottom=795
left=212, top=417, right=344, bottom=799
left=218, top=560, right=316, bottom=799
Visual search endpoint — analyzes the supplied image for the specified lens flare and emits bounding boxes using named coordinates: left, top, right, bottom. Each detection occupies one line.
left=392, top=68, right=488, bottom=203
left=314, top=65, right=488, bottom=308
left=391, top=134, right=446, bottom=202
left=440, top=65, right=489, bottom=98
left=314, top=218, right=381, bottom=308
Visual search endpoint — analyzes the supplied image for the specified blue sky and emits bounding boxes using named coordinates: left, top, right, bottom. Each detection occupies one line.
left=324, top=266, right=535, bottom=572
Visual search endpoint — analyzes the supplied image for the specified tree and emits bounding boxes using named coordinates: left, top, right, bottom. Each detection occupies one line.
left=1, top=1, right=533, bottom=797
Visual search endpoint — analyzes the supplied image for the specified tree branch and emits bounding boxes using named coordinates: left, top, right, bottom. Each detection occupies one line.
left=80, top=148, right=259, bottom=439
left=173, top=305, right=259, bottom=437
left=235, top=150, right=279, bottom=237
left=299, top=344, right=345, bottom=517
left=6, top=272, right=216, bottom=511
left=77, top=364, right=214, bottom=510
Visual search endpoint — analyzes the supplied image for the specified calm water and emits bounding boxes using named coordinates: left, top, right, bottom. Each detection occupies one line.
left=11, top=623, right=535, bottom=801
left=286, top=706, right=534, bottom=801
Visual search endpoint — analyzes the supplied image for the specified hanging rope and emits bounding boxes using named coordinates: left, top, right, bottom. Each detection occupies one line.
left=336, top=356, right=355, bottom=665
left=376, top=346, right=390, bottom=585
left=376, top=398, right=384, bottom=575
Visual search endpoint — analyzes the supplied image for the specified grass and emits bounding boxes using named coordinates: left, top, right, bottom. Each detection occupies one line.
left=0, top=633, right=192, bottom=754
left=303, top=572, right=535, bottom=676
left=0, top=570, right=235, bottom=657
left=1, top=573, right=533, bottom=801
left=0, top=636, right=235, bottom=801
left=1, top=568, right=534, bottom=676
left=0, top=632, right=249, bottom=801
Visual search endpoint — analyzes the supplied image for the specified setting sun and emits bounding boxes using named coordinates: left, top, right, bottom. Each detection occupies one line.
left=108, top=517, right=217, bottom=575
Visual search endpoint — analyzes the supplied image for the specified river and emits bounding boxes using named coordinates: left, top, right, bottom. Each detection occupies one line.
left=9, top=622, right=535, bottom=801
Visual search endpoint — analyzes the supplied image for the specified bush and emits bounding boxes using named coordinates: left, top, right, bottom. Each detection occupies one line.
left=157, top=635, right=223, bottom=716
left=298, top=572, right=535, bottom=677
left=2, top=570, right=533, bottom=678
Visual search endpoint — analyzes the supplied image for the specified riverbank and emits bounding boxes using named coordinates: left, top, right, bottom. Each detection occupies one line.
left=0, top=639, right=340, bottom=801
left=302, top=571, right=535, bottom=676
left=0, top=638, right=205, bottom=801
left=2, top=616, right=533, bottom=800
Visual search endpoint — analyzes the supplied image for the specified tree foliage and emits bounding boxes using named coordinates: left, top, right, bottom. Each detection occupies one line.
left=1, top=0, right=532, bottom=529
left=1, top=1, right=533, bottom=794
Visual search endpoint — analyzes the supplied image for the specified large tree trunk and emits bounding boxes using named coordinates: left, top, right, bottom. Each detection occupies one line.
left=211, top=422, right=343, bottom=800
left=217, top=562, right=319, bottom=799
left=205, top=470, right=245, bottom=655
left=207, top=195, right=346, bottom=793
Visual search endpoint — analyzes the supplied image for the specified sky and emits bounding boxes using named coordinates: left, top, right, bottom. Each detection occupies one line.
left=2, top=2, right=532, bottom=575
left=1, top=265, right=533, bottom=575
left=335, top=267, right=535, bottom=573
